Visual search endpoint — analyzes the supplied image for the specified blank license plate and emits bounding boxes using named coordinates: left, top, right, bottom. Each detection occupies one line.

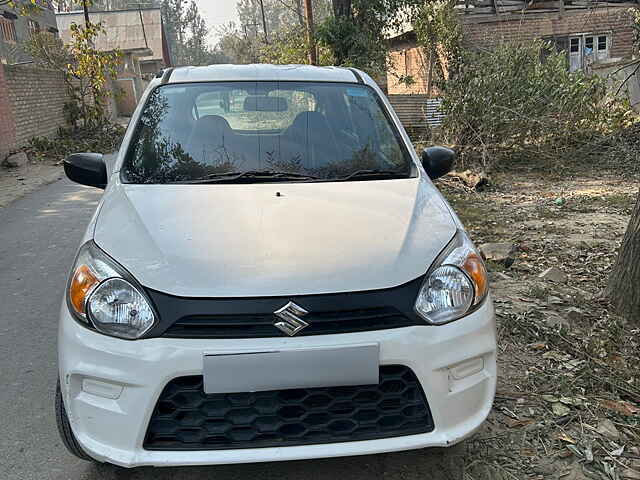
left=203, top=344, right=379, bottom=394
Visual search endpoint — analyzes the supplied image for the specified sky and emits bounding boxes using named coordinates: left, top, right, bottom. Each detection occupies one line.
left=197, top=0, right=239, bottom=46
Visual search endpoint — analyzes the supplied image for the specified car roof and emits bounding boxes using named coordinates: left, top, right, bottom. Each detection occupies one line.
left=167, top=64, right=362, bottom=84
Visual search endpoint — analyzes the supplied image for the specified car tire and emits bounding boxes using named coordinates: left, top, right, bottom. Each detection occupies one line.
left=55, top=379, right=99, bottom=463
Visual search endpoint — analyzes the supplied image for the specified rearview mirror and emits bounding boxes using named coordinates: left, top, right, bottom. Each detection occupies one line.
left=421, top=146, right=455, bottom=180
left=64, top=153, right=107, bottom=189
left=243, top=95, right=288, bottom=112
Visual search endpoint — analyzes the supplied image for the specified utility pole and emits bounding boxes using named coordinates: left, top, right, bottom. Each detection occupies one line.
left=303, top=0, right=317, bottom=65
left=257, top=0, right=268, bottom=44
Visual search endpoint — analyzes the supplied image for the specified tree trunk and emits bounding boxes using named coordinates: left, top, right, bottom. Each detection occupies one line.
left=295, top=0, right=305, bottom=26
left=426, top=46, right=435, bottom=97
left=607, top=190, right=640, bottom=321
left=82, top=0, right=90, bottom=25
left=304, top=0, right=317, bottom=65
left=258, top=0, right=269, bottom=44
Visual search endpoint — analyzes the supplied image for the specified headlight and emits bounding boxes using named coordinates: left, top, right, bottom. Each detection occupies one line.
left=67, top=241, right=157, bottom=339
left=415, top=230, right=488, bottom=324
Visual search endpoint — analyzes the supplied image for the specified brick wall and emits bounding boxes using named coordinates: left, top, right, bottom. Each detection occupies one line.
left=388, top=40, right=432, bottom=95
left=4, top=64, right=70, bottom=147
left=463, top=8, right=635, bottom=58
left=0, top=65, right=17, bottom=160
left=386, top=6, right=636, bottom=95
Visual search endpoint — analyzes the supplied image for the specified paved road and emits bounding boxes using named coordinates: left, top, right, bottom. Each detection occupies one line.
left=0, top=178, right=464, bottom=480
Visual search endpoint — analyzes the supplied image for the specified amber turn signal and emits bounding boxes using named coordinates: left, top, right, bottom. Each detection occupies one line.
left=462, top=253, right=489, bottom=304
left=69, top=264, right=99, bottom=316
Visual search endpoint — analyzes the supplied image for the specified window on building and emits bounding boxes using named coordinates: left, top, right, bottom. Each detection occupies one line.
left=596, top=35, right=609, bottom=61
left=568, top=37, right=582, bottom=71
left=28, top=20, right=40, bottom=36
left=0, top=17, right=17, bottom=43
left=585, top=36, right=594, bottom=54
left=570, top=38, right=580, bottom=53
left=553, top=33, right=610, bottom=71
left=598, top=35, right=607, bottom=51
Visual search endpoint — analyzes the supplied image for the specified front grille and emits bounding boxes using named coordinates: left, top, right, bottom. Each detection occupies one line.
left=144, top=365, right=434, bottom=451
left=144, top=276, right=427, bottom=339
left=163, top=307, right=414, bottom=338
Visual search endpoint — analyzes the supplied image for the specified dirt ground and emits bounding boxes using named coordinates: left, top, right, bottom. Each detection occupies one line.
left=438, top=168, right=640, bottom=479
left=0, top=159, right=64, bottom=208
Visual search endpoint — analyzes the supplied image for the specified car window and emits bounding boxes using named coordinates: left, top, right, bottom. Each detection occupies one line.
left=122, top=82, right=413, bottom=184
left=195, top=88, right=317, bottom=131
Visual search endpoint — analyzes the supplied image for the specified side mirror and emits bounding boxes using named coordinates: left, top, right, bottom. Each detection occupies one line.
left=421, top=146, right=456, bottom=180
left=64, top=153, right=107, bottom=189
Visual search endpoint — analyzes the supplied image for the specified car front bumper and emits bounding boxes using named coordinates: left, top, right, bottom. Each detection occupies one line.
left=58, top=299, right=496, bottom=467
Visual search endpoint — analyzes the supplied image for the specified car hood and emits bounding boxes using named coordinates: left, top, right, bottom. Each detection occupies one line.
left=93, top=178, right=456, bottom=297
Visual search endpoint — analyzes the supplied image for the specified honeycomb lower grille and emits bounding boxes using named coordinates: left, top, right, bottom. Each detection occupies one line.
left=144, top=365, right=434, bottom=450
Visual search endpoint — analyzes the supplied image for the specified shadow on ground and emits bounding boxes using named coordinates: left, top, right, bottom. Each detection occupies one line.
left=82, top=446, right=465, bottom=480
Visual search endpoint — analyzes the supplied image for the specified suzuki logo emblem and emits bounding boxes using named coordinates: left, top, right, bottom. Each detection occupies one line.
left=274, top=301, right=309, bottom=336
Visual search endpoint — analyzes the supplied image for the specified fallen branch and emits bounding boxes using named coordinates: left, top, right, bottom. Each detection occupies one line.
left=446, top=169, right=490, bottom=191
left=615, top=60, right=640, bottom=97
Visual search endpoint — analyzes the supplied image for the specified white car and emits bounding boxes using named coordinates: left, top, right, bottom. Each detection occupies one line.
left=57, top=64, right=496, bottom=468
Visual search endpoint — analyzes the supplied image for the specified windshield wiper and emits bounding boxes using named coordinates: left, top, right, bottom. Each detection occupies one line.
left=336, top=169, right=408, bottom=182
left=170, top=170, right=320, bottom=184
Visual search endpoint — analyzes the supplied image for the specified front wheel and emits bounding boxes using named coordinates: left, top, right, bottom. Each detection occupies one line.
left=55, top=379, right=99, bottom=463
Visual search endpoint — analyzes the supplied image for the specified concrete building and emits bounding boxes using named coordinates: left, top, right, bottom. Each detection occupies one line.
left=56, top=7, right=172, bottom=115
left=0, top=0, right=59, bottom=64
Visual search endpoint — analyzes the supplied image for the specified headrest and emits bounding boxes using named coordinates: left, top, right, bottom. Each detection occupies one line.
left=289, top=111, right=330, bottom=131
left=192, top=115, right=232, bottom=133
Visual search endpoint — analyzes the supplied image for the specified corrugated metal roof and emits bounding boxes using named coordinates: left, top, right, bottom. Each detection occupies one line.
left=56, top=8, right=164, bottom=64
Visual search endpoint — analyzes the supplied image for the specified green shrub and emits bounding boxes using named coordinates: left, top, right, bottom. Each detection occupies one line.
left=440, top=41, right=634, bottom=169
left=27, top=123, right=125, bottom=161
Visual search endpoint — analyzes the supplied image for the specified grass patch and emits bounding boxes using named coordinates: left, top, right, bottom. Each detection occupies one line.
left=566, top=193, right=637, bottom=215
left=536, top=207, right=568, bottom=220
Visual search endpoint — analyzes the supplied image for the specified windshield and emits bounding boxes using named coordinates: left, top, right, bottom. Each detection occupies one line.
left=121, top=82, right=414, bottom=184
